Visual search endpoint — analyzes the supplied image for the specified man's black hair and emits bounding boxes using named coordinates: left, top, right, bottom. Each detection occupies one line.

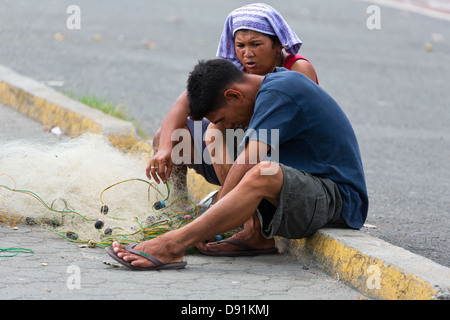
left=187, top=59, right=244, bottom=120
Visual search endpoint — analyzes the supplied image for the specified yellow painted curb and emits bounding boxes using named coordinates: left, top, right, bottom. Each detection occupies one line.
left=276, top=229, right=450, bottom=300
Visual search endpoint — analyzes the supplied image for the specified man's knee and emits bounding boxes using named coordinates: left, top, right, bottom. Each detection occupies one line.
left=255, top=161, right=281, bottom=177
left=243, top=161, right=282, bottom=194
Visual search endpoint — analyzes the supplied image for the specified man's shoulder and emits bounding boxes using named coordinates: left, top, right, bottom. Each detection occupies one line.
left=258, top=69, right=311, bottom=106
left=265, top=67, right=295, bottom=81
left=262, top=67, right=310, bottom=89
left=273, top=67, right=289, bottom=73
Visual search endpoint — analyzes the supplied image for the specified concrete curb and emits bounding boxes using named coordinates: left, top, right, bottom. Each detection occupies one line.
left=1, top=65, right=449, bottom=300
left=276, top=229, right=449, bottom=300
left=0, top=64, right=139, bottom=150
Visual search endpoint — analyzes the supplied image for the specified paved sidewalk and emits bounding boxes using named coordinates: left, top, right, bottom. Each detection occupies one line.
left=0, top=101, right=65, bottom=141
left=0, top=223, right=366, bottom=300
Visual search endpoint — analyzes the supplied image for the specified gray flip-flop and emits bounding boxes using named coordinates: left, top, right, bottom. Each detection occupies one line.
left=199, top=238, right=278, bottom=257
left=105, top=244, right=187, bottom=271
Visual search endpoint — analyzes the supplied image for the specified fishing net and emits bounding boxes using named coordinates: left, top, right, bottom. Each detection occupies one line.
left=0, top=134, right=202, bottom=248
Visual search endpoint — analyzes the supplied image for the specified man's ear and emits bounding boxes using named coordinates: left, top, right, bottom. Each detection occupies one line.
left=224, top=89, right=243, bottom=102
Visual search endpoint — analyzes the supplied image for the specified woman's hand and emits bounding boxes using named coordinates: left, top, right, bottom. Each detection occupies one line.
left=146, top=90, right=190, bottom=183
left=146, top=146, right=173, bottom=184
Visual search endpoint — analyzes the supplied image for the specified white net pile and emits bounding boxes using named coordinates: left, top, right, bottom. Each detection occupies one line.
left=0, top=134, right=199, bottom=247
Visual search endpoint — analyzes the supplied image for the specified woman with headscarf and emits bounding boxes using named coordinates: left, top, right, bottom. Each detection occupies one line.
left=217, top=3, right=318, bottom=83
left=148, top=3, right=318, bottom=190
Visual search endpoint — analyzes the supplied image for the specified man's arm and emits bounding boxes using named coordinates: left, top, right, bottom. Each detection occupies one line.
left=217, top=140, right=270, bottom=199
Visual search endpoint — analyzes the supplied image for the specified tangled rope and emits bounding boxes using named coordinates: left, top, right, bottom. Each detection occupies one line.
left=0, top=178, right=202, bottom=249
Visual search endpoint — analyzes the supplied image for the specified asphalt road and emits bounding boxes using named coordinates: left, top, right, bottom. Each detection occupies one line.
left=0, top=0, right=449, bottom=267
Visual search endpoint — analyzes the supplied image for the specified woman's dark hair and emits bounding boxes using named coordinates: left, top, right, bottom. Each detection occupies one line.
left=187, top=59, right=244, bottom=120
left=268, top=34, right=281, bottom=48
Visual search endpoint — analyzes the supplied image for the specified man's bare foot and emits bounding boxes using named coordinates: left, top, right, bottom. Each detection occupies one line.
left=196, top=214, right=275, bottom=254
left=112, top=236, right=184, bottom=268
left=196, top=230, right=275, bottom=253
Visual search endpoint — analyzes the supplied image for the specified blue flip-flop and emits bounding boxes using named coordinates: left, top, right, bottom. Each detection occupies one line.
left=105, top=244, right=187, bottom=271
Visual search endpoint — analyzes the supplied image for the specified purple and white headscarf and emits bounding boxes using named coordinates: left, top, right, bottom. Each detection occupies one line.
left=217, top=3, right=302, bottom=70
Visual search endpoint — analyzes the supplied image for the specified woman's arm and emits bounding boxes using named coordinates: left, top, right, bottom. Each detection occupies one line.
left=146, top=90, right=189, bottom=182
left=157, top=90, right=189, bottom=150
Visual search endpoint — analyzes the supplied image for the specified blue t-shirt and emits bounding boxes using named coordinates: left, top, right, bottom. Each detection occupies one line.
left=244, top=68, right=368, bottom=229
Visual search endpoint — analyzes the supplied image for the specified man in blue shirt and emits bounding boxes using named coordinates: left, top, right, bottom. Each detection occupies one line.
left=106, top=59, right=368, bottom=269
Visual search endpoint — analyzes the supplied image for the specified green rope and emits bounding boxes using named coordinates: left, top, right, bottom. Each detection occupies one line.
left=0, top=184, right=96, bottom=222
left=0, top=248, right=34, bottom=257
left=0, top=178, right=205, bottom=248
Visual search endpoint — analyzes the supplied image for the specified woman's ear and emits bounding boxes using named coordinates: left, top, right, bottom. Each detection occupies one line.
left=275, top=37, right=283, bottom=53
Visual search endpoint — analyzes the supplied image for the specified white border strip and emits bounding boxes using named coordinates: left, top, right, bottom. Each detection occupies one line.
left=359, top=0, right=450, bottom=21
